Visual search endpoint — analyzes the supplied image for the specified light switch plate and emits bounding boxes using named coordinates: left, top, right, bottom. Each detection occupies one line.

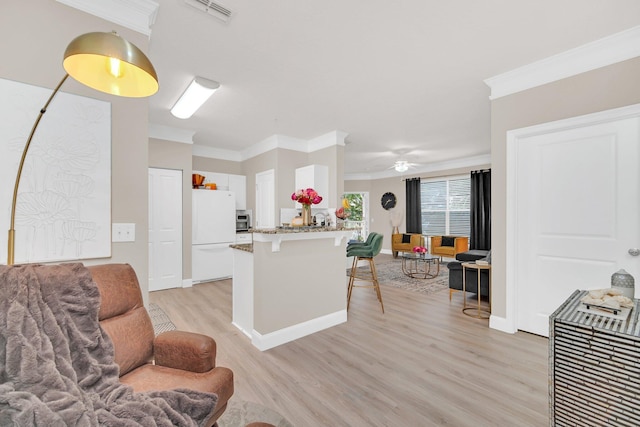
left=112, top=223, right=136, bottom=242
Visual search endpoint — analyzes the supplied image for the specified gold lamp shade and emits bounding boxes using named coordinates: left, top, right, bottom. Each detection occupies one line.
left=63, top=32, right=158, bottom=98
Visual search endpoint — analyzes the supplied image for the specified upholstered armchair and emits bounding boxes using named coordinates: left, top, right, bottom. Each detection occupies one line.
left=430, top=236, right=469, bottom=259
left=447, top=250, right=491, bottom=300
left=89, top=264, right=234, bottom=426
left=391, top=233, right=425, bottom=258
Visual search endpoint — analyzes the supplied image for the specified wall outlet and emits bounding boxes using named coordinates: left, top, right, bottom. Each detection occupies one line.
left=112, top=223, right=136, bottom=242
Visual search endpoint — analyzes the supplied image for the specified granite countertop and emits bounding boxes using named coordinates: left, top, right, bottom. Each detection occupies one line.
left=230, top=243, right=253, bottom=253
left=252, top=226, right=349, bottom=234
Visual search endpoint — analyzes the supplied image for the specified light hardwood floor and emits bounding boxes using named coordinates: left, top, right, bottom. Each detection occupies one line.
left=150, top=276, right=548, bottom=427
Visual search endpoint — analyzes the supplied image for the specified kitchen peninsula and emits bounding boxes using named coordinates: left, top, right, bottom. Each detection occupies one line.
left=231, top=226, right=353, bottom=351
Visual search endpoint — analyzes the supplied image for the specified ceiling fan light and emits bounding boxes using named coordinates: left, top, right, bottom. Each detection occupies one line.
left=171, top=77, right=220, bottom=119
left=394, top=160, right=409, bottom=172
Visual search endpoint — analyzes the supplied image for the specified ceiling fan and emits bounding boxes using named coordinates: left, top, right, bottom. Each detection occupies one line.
left=392, top=160, right=420, bottom=173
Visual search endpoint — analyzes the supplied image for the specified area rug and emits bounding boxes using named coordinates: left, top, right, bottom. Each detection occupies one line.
left=218, top=400, right=294, bottom=427
left=148, top=302, right=176, bottom=335
left=348, top=253, right=449, bottom=295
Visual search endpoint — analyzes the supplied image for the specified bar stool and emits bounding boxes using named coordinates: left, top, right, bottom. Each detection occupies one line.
left=347, top=233, right=384, bottom=313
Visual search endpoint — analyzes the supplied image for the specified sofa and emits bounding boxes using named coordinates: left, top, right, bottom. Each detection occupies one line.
left=391, top=233, right=425, bottom=258
left=430, top=235, right=469, bottom=259
left=447, top=250, right=491, bottom=300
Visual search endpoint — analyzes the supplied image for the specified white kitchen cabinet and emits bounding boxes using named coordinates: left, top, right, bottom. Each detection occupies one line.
left=295, top=164, right=328, bottom=208
left=204, top=172, right=229, bottom=190
left=228, top=174, right=247, bottom=210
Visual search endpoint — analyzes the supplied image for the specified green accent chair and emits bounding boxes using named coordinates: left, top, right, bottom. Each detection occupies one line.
left=346, top=233, right=376, bottom=250
left=346, top=233, right=384, bottom=313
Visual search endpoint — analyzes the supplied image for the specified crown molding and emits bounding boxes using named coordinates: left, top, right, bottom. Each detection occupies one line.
left=192, top=145, right=242, bottom=162
left=189, top=131, right=348, bottom=163
left=308, top=130, right=348, bottom=152
left=485, top=25, right=640, bottom=100
left=56, top=0, right=159, bottom=36
left=240, top=134, right=307, bottom=160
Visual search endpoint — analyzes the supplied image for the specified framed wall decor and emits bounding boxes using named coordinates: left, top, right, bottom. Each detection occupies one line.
left=0, top=77, right=111, bottom=263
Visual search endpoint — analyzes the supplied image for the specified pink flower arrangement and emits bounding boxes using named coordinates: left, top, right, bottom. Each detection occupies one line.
left=335, top=206, right=349, bottom=220
left=291, top=188, right=323, bottom=205
left=413, top=246, right=427, bottom=254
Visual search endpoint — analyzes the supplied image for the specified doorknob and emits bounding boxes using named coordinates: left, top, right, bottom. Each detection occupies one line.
left=629, top=248, right=640, bottom=256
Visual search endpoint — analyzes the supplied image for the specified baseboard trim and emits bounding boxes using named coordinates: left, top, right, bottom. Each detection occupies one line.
left=489, top=314, right=517, bottom=334
left=252, top=310, right=347, bottom=351
left=232, top=321, right=252, bottom=339
left=182, top=278, right=193, bottom=288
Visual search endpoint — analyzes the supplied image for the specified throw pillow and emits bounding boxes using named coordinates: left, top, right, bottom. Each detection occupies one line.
left=441, top=236, right=455, bottom=247
left=402, top=234, right=412, bottom=244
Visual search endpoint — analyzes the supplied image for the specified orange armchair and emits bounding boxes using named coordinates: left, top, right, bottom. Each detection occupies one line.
left=391, top=233, right=425, bottom=258
left=430, top=236, right=469, bottom=259
left=89, top=264, right=234, bottom=426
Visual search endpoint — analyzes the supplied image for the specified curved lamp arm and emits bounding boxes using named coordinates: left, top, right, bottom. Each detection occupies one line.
left=7, top=74, right=69, bottom=265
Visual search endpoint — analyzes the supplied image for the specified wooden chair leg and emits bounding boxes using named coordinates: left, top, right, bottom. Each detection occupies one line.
left=347, top=256, right=358, bottom=310
left=369, top=258, right=384, bottom=313
left=348, top=256, right=384, bottom=314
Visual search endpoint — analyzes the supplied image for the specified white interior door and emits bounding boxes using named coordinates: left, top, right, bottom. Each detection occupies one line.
left=513, top=112, right=640, bottom=337
left=148, top=168, right=183, bottom=292
left=255, top=169, right=275, bottom=229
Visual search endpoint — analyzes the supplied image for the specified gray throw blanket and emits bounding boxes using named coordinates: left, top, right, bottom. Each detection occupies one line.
left=0, top=263, right=216, bottom=426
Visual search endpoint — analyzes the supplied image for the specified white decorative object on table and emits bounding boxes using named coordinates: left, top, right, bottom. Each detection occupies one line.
left=611, top=269, right=635, bottom=298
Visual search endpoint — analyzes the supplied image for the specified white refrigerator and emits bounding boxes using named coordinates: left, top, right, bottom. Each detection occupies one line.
left=192, top=190, right=236, bottom=283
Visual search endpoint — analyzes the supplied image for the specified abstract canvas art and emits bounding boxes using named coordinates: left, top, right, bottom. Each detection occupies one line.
left=0, top=78, right=111, bottom=263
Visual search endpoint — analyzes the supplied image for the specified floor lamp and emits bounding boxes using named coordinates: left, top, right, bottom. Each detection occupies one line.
left=6, top=31, right=158, bottom=265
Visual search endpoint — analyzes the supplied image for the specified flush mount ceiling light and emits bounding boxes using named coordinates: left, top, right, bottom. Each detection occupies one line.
left=170, top=77, right=220, bottom=119
left=394, top=160, right=409, bottom=172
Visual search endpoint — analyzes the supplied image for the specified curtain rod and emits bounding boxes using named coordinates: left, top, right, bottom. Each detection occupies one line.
left=400, top=168, right=491, bottom=181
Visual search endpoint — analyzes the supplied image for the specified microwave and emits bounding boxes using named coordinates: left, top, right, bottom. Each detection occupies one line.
left=236, top=213, right=250, bottom=231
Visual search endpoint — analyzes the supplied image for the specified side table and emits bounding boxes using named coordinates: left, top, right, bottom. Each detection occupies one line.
left=462, top=262, right=491, bottom=319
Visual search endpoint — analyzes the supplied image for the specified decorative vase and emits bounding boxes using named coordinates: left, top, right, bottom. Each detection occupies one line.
left=611, top=269, right=635, bottom=299
left=301, top=204, right=312, bottom=226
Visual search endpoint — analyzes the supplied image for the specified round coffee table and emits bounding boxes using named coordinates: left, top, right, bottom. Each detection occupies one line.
left=401, top=252, right=440, bottom=279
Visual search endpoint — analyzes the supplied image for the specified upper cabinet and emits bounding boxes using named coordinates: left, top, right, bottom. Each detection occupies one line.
left=194, top=170, right=246, bottom=210
left=228, top=174, right=247, bottom=210
left=295, top=164, right=329, bottom=208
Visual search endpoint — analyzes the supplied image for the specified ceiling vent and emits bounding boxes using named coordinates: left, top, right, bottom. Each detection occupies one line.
left=184, top=0, right=234, bottom=22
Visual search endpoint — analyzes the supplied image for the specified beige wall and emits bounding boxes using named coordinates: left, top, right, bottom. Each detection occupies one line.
left=149, top=138, right=193, bottom=278
left=2, top=1, right=150, bottom=299
left=490, top=57, right=640, bottom=319
left=193, top=156, right=242, bottom=175
left=253, top=237, right=346, bottom=334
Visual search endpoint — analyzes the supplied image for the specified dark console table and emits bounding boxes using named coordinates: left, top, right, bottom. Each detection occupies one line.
left=549, top=290, right=640, bottom=426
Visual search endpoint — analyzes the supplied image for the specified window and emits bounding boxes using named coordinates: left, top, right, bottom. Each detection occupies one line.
left=421, top=176, right=470, bottom=237
left=341, top=192, right=369, bottom=242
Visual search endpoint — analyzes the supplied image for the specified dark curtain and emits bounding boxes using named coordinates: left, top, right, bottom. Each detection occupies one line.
left=405, top=178, right=422, bottom=234
left=470, top=169, right=491, bottom=250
